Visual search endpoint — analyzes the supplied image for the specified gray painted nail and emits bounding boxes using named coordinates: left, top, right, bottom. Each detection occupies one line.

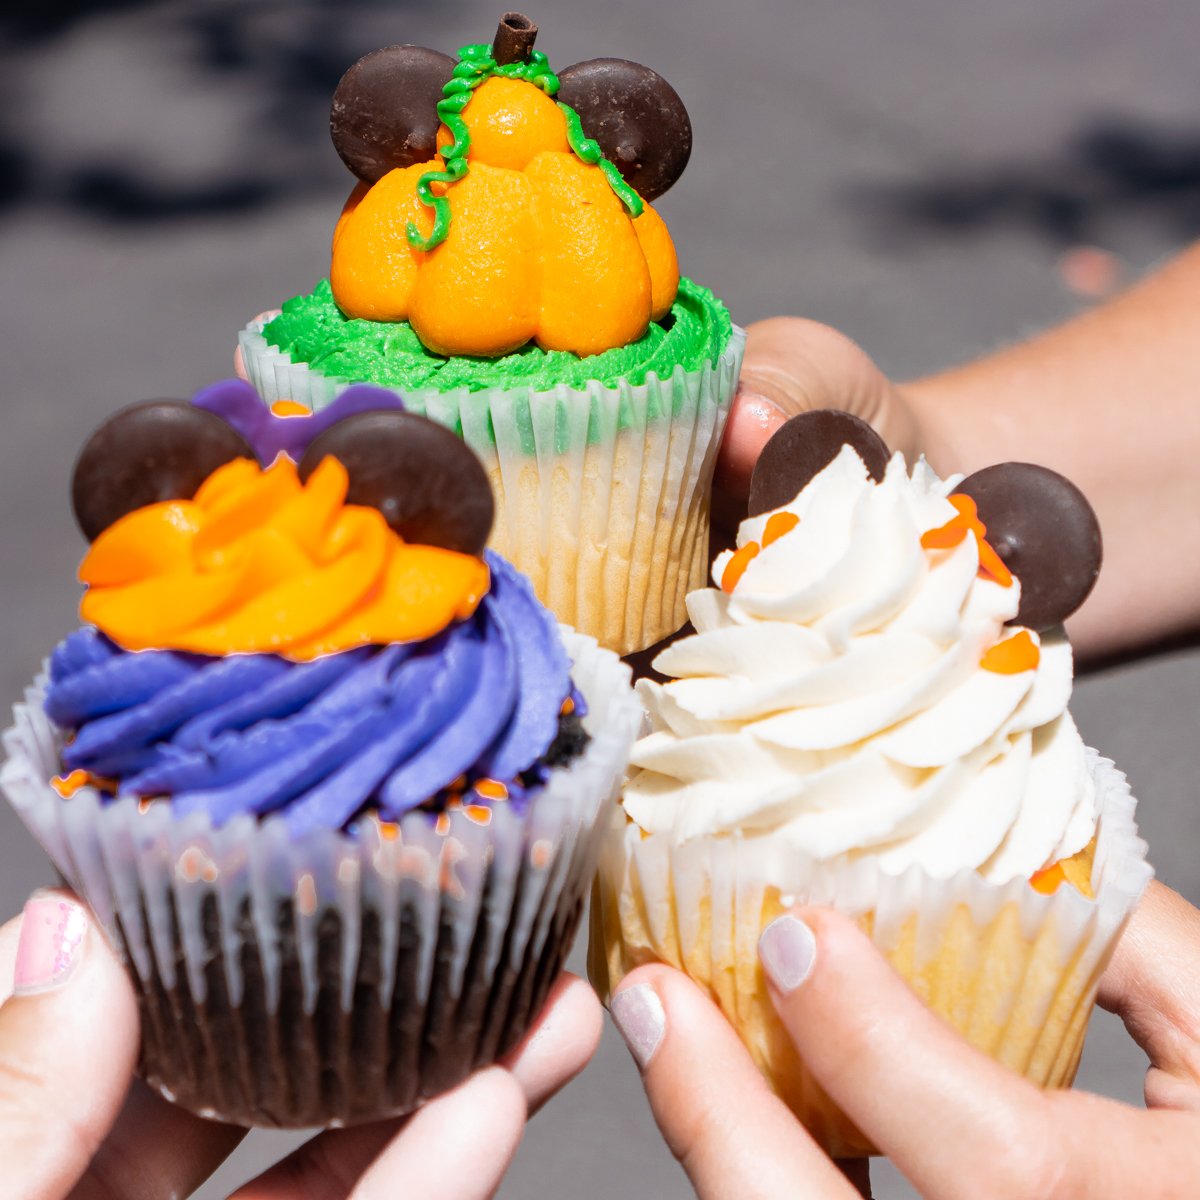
left=758, top=914, right=816, bottom=993
left=610, top=983, right=665, bottom=1070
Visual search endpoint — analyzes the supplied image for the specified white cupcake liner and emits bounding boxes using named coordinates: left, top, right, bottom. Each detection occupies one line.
left=590, top=751, right=1151, bottom=1155
left=2, top=630, right=641, bottom=1129
left=239, top=319, right=746, bottom=655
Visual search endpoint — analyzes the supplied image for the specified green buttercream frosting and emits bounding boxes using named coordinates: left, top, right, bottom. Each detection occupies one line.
left=263, top=276, right=731, bottom=394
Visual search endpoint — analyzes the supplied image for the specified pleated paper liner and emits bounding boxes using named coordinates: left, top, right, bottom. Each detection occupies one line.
left=2, top=630, right=641, bottom=1129
left=238, top=319, right=746, bottom=655
left=589, top=750, right=1152, bottom=1157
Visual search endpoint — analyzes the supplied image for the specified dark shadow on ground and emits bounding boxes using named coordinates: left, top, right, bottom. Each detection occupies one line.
left=0, top=0, right=455, bottom=223
left=848, top=116, right=1200, bottom=248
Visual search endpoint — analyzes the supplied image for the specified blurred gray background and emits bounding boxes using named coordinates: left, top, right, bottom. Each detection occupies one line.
left=2, top=1, right=1198, bottom=1195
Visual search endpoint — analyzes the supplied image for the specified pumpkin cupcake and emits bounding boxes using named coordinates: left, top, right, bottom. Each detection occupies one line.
left=239, top=14, right=742, bottom=656
left=1, top=386, right=641, bottom=1127
left=589, top=411, right=1152, bottom=1156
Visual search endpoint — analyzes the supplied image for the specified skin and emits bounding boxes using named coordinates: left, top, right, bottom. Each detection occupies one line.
left=618, top=241, right=1200, bottom=1196
left=614, top=881, right=1200, bottom=1200
left=0, top=891, right=602, bottom=1200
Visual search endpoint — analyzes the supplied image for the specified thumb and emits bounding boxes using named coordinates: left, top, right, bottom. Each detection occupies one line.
left=718, top=317, right=917, bottom=498
left=0, top=891, right=140, bottom=1199
left=758, top=909, right=1055, bottom=1200
left=1097, top=880, right=1200, bottom=1108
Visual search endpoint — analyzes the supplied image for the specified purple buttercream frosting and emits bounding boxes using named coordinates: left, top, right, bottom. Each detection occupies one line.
left=44, top=554, right=579, bottom=836
left=192, top=378, right=406, bottom=464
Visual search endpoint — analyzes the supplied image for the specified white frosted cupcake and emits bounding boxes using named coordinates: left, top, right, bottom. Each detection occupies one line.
left=590, top=412, right=1151, bottom=1156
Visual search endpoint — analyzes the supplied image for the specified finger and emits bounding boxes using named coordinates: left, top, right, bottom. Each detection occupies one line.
left=714, top=386, right=787, bottom=496
left=232, top=972, right=598, bottom=1200
left=234, top=1070, right=525, bottom=1200
left=0, top=891, right=140, bottom=1198
left=233, top=309, right=281, bottom=379
left=80, top=1078, right=246, bottom=1200
left=500, top=971, right=603, bottom=1113
left=609, top=964, right=859, bottom=1199
left=1097, top=880, right=1200, bottom=1097
left=351, top=1069, right=525, bottom=1200
left=0, top=902, right=246, bottom=1200
left=759, top=910, right=1059, bottom=1200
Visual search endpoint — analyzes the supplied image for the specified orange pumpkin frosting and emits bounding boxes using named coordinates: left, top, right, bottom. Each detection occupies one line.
left=79, top=457, right=490, bottom=660
left=330, top=75, right=679, bottom=358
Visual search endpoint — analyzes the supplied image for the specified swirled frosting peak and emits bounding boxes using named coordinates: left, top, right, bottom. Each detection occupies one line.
left=45, top=554, right=577, bottom=832
left=624, top=447, right=1096, bottom=883
left=79, top=455, right=489, bottom=660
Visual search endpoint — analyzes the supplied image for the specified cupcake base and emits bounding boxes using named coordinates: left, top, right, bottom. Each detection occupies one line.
left=589, top=751, right=1151, bottom=1157
left=3, top=630, right=641, bottom=1128
left=239, top=320, right=746, bottom=655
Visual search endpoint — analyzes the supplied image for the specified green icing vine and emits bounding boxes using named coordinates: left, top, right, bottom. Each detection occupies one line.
left=557, top=103, right=644, bottom=218
left=406, top=42, right=643, bottom=253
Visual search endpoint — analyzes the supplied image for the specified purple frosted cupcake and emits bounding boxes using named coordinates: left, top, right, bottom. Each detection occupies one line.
left=1, top=381, right=639, bottom=1127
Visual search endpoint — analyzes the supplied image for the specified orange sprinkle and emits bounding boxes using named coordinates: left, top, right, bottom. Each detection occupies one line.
left=721, top=541, right=760, bottom=593
left=761, top=511, right=800, bottom=547
left=1030, top=863, right=1066, bottom=895
left=474, top=778, right=509, bottom=801
left=270, top=399, right=310, bottom=417
left=464, top=804, right=493, bottom=826
left=50, top=769, right=89, bottom=798
left=980, top=629, right=1040, bottom=674
left=435, top=813, right=451, bottom=836
left=922, top=494, right=1013, bottom=587
left=975, top=538, right=1013, bottom=587
left=560, top=695, right=575, bottom=716
left=920, top=497, right=973, bottom=550
left=378, top=819, right=400, bottom=841
left=137, top=797, right=155, bottom=815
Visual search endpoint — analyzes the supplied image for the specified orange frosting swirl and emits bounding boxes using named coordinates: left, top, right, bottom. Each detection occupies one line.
left=79, top=457, right=490, bottom=660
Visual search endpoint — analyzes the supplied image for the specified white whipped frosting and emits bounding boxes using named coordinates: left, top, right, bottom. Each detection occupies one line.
left=624, top=447, right=1096, bottom=882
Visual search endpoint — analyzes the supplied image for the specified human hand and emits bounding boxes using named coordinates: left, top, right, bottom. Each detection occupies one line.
left=717, top=318, right=923, bottom=504
left=609, top=880, right=1200, bottom=1199
left=0, top=890, right=601, bottom=1200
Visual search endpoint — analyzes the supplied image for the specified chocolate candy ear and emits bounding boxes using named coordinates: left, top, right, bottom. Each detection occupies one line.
left=298, top=411, right=494, bottom=556
left=956, top=462, right=1102, bottom=630
left=72, top=400, right=255, bottom=541
left=556, top=58, right=692, bottom=200
left=330, top=45, right=457, bottom=183
left=748, top=410, right=890, bottom=517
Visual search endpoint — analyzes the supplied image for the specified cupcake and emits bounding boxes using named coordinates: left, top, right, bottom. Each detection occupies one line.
left=1, top=387, right=641, bottom=1127
left=238, top=14, right=744, bottom=655
left=589, top=411, right=1152, bottom=1157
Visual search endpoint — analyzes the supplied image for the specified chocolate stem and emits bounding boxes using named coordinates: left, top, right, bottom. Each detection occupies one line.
left=492, top=12, right=537, bottom=64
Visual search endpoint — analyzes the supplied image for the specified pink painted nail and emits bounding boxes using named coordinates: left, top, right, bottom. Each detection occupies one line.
left=13, top=892, right=88, bottom=996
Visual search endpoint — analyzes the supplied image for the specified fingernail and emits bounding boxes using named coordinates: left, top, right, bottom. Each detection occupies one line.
left=733, top=387, right=787, bottom=427
left=759, top=914, right=816, bottom=993
left=13, top=892, right=88, bottom=996
left=610, top=983, right=665, bottom=1070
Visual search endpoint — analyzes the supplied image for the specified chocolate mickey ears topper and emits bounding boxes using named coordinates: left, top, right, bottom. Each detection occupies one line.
left=748, top=410, right=1103, bottom=630
left=71, top=401, right=254, bottom=542
left=329, top=12, right=691, bottom=200
left=72, top=396, right=495, bottom=558
left=298, top=411, right=494, bottom=557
